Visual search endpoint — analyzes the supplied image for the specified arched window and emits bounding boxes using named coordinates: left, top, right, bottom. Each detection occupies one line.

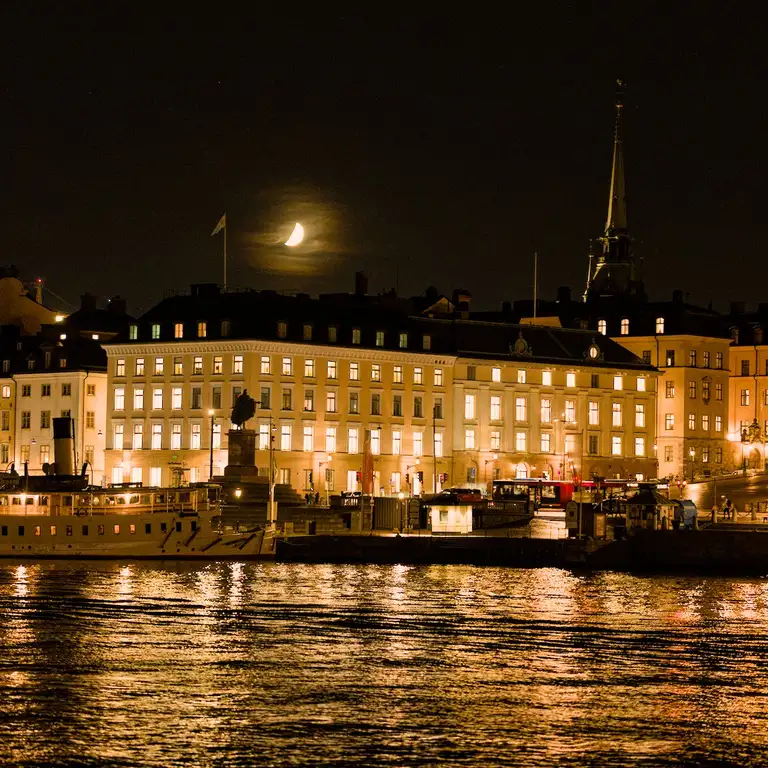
left=597, top=319, right=607, bottom=336
left=515, top=463, right=528, bottom=479
left=620, top=318, right=629, bottom=335
left=655, top=317, right=665, bottom=334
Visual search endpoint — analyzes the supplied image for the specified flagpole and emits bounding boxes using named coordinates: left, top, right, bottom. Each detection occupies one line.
left=223, top=221, right=227, bottom=292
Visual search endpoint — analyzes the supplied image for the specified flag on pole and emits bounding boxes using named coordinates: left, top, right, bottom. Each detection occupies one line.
left=211, top=213, right=226, bottom=236
left=362, top=429, right=374, bottom=495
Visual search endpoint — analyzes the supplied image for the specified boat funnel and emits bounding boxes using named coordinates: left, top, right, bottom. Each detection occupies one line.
left=53, top=417, right=75, bottom=476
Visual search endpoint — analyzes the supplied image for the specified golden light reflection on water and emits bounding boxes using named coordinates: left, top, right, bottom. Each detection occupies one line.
left=3, top=563, right=768, bottom=766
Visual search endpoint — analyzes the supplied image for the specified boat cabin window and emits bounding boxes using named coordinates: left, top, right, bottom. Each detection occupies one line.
left=1, top=526, right=7, bottom=536
left=18, top=526, right=24, bottom=536
left=155, top=494, right=166, bottom=505
left=160, top=522, right=167, bottom=533
left=145, top=523, right=152, bottom=534
left=0, top=496, right=8, bottom=506
left=98, top=525, right=105, bottom=535
left=40, top=496, right=49, bottom=506
left=175, top=522, right=182, bottom=533
left=180, top=492, right=190, bottom=503
left=82, top=525, right=89, bottom=536
left=11, top=497, right=21, bottom=505
left=26, top=497, right=34, bottom=505
left=116, top=496, right=126, bottom=505
left=140, top=495, right=151, bottom=505
left=50, top=526, right=57, bottom=535
left=66, top=526, right=72, bottom=536
left=113, top=524, right=120, bottom=534
left=34, top=526, right=41, bottom=536
left=129, top=495, right=139, bottom=505
left=63, top=496, right=73, bottom=507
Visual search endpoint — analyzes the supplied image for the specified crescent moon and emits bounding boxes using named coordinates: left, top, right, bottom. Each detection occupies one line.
left=284, top=222, right=304, bottom=247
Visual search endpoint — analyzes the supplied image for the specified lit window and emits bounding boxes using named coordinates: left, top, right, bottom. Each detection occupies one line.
left=352, top=328, right=361, bottom=345
left=193, top=357, right=203, bottom=375
left=515, top=397, right=527, bottom=421
left=212, top=356, right=223, bottom=375
left=465, top=393, right=476, bottom=419
left=304, top=390, right=315, bottom=412
left=151, top=324, right=160, bottom=339
left=715, top=415, right=722, bottom=432
left=702, top=414, right=709, bottom=431
left=152, top=424, right=162, bottom=450
left=258, top=424, right=269, bottom=450
left=588, top=401, right=599, bottom=426
left=490, top=395, right=501, bottom=421
left=348, top=428, right=359, bottom=454
left=434, top=432, right=443, bottom=457
left=197, top=321, right=207, bottom=338
left=116, top=359, right=126, bottom=377
left=174, top=323, right=183, bottom=339
left=171, top=387, right=182, bottom=410
left=422, top=335, right=431, bottom=350
left=153, top=388, right=163, bottom=410
left=434, top=368, right=443, bottom=386
left=464, top=428, right=475, bottom=449
left=113, top=424, right=124, bottom=450
left=540, top=433, right=551, bottom=452
left=517, top=369, right=526, bottom=384
left=371, top=364, right=380, bottom=382
left=280, top=425, right=291, bottom=451
left=540, top=398, right=551, bottom=423
left=394, top=366, right=403, bottom=383
left=741, top=388, right=750, bottom=406
left=413, top=432, right=423, bottom=456
left=133, top=388, right=144, bottom=411
left=326, top=391, right=337, bottom=413
left=613, top=376, right=623, bottom=390
left=564, top=399, right=576, bottom=424
left=349, top=362, right=359, bottom=381
left=490, top=430, right=501, bottom=450
left=688, top=413, right=696, bottom=430
left=392, top=430, right=402, bottom=455
left=153, top=357, right=164, bottom=376
left=620, top=318, right=629, bottom=335
left=597, top=320, right=607, bottom=336
left=370, top=429, right=381, bottom=455
left=565, top=434, right=577, bottom=455
left=304, top=359, right=315, bottom=378
left=665, top=414, right=674, bottom=430
left=492, top=367, right=501, bottom=383
left=261, top=356, right=271, bottom=374
left=566, top=372, right=576, bottom=388
left=515, top=432, right=526, bottom=452
left=303, top=425, right=314, bottom=452
left=414, top=367, right=423, bottom=385
left=375, top=331, right=385, bottom=347
left=114, top=387, right=125, bottom=411
left=656, top=317, right=665, bottom=334
left=174, top=357, right=183, bottom=375
left=611, top=436, right=622, bottom=456
left=715, top=352, right=723, bottom=369
left=171, top=425, right=181, bottom=450
left=542, top=371, right=552, bottom=386
left=327, top=360, right=338, bottom=380
left=325, top=426, right=336, bottom=453
left=612, top=402, right=622, bottom=427
left=635, top=403, right=645, bottom=428
left=637, top=377, right=646, bottom=392
left=634, top=437, right=645, bottom=457
left=282, top=357, right=293, bottom=376
left=190, top=424, right=201, bottom=449
left=399, top=332, right=408, bottom=348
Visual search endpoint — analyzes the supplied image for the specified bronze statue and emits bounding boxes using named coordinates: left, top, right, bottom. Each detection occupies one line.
left=231, top=389, right=256, bottom=429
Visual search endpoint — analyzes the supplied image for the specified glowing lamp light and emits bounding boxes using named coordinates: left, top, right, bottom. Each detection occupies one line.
left=55, top=314, right=65, bottom=323
left=234, top=488, right=242, bottom=499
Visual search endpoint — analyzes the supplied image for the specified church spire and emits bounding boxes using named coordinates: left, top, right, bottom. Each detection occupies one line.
left=605, top=79, right=627, bottom=234
left=584, top=79, right=638, bottom=302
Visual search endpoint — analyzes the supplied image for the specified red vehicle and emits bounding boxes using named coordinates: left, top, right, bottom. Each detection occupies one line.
left=492, top=478, right=630, bottom=514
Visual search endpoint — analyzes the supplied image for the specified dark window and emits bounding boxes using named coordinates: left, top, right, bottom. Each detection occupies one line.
left=191, top=387, right=202, bottom=409
left=434, top=399, right=443, bottom=419
left=1, top=526, right=6, bottom=536
left=212, top=386, right=222, bottom=409
left=175, top=521, right=182, bottom=533
left=191, top=521, right=197, bottom=531
left=467, top=366, right=476, bottom=381
left=81, top=525, right=89, bottom=536
left=260, top=387, right=270, bottom=409
left=18, top=526, right=24, bottom=536
left=66, top=526, right=72, bottom=536
left=393, top=395, right=402, bottom=417
left=588, top=435, right=599, bottom=455
left=414, top=397, right=423, bottom=418
left=742, top=360, right=750, bottom=376
left=98, top=525, right=105, bottom=535
left=371, top=393, right=381, bottom=416
left=161, top=522, right=168, bottom=533
left=591, top=374, right=600, bottom=388
left=145, top=523, right=152, bottom=534
left=642, top=351, right=651, bottom=364
left=665, top=350, right=675, bottom=367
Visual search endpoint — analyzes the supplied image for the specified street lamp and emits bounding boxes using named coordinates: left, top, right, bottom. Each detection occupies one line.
left=689, top=447, right=695, bottom=484
left=208, top=409, right=215, bottom=481
left=484, top=453, right=498, bottom=491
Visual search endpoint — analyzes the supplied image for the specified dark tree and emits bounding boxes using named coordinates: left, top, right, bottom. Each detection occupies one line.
left=231, top=389, right=256, bottom=429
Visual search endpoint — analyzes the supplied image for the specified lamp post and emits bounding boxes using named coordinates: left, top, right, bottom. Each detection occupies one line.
left=319, top=454, right=332, bottom=506
left=208, top=409, right=215, bottom=481
left=689, top=447, right=695, bottom=484
left=484, top=453, right=498, bottom=493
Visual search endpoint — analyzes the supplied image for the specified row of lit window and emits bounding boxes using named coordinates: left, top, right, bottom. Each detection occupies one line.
left=598, top=317, right=667, bottom=335
left=2, top=520, right=195, bottom=538
left=113, top=422, right=222, bottom=451
left=18, top=409, right=95, bottom=430
left=664, top=413, right=724, bottom=432
left=130, top=321, right=435, bottom=351
left=467, top=367, right=647, bottom=391
left=738, top=388, right=768, bottom=407
left=116, top=355, right=243, bottom=378
left=1, top=356, right=68, bottom=373
left=661, top=445, right=724, bottom=464
left=13, top=445, right=95, bottom=466
left=649, top=349, right=725, bottom=369
left=463, top=428, right=646, bottom=457
left=463, top=394, right=647, bottom=427
left=665, top=380, right=724, bottom=400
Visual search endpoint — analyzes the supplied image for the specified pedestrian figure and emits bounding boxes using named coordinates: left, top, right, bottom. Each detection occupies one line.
left=315, top=491, right=320, bottom=505
left=723, top=497, right=731, bottom=520
left=305, top=493, right=310, bottom=505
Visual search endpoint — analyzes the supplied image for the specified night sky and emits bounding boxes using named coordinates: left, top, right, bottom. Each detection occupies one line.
left=2, top=8, right=764, bottom=316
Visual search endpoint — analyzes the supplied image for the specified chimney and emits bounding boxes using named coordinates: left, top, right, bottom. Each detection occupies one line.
left=52, top=417, right=75, bottom=476
left=451, top=289, right=472, bottom=319
left=672, top=289, right=684, bottom=304
left=755, top=326, right=764, bottom=345
left=354, top=271, right=368, bottom=297
left=108, top=295, right=127, bottom=315
left=80, top=293, right=97, bottom=312
left=730, top=301, right=746, bottom=315
left=731, top=327, right=740, bottom=344
left=556, top=286, right=571, bottom=304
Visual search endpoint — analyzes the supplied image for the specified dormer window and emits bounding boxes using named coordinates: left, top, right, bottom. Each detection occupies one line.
left=327, top=326, right=337, bottom=343
left=399, top=333, right=408, bottom=349
left=129, top=324, right=138, bottom=340
left=277, top=322, right=287, bottom=339
left=303, top=324, right=312, bottom=341
left=174, top=323, right=183, bottom=339
left=620, top=318, right=629, bottom=335
left=221, top=320, right=231, bottom=338
left=197, top=321, right=207, bottom=338
left=151, top=324, right=160, bottom=339
left=655, top=317, right=665, bottom=334
left=375, top=331, right=385, bottom=347
left=597, top=320, right=607, bottom=336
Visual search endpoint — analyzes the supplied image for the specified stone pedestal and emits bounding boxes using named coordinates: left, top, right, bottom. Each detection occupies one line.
left=225, top=429, right=259, bottom=477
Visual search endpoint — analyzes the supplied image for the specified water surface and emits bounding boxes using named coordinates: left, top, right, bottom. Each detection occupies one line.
left=2, top=561, right=768, bottom=767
